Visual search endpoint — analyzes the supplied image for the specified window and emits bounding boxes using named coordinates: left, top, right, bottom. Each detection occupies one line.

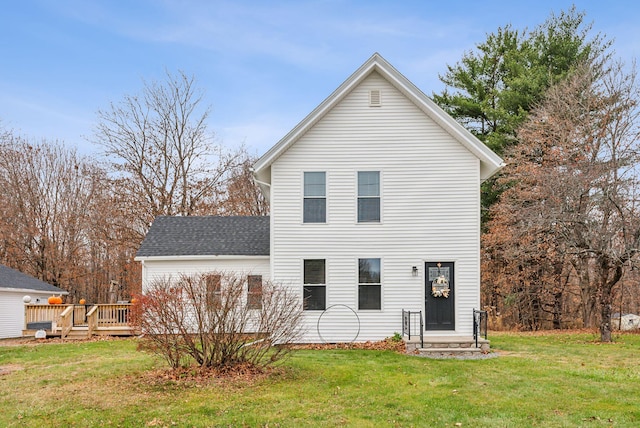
left=247, top=275, right=263, bottom=309
left=304, top=172, right=326, bottom=223
left=358, top=171, right=380, bottom=222
left=303, top=259, right=326, bottom=310
left=358, top=258, right=381, bottom=310
left=205, top=274, right=222, bottom=306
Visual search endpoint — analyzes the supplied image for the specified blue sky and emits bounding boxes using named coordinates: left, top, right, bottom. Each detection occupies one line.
left=1, top=1, right=639, bottom=157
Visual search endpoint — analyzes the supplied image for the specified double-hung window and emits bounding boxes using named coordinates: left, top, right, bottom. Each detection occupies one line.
left=303, top=259, right=326, bottom=310
left=205, top=274, right=222, bottom=306
left=358, top=258, right=381, bottom=310
left=247, top=275, right=263, bottom=309
left=358, top=171, right=380, bottom=222
left=304, top=172, right=326, bottom=223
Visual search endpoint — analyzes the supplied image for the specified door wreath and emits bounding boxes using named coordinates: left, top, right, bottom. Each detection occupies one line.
left=431, top=274, right=450, bottom=298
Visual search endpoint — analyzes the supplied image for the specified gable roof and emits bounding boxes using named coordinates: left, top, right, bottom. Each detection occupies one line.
left=253, top=52, right=504, bottom=184
left=135, top=216, right=270, bottom=259
left=0, top=264, right=68, bottom=294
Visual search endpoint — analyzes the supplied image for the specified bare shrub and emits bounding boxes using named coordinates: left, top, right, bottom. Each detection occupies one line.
left=130, top=272, right=304, bottom=370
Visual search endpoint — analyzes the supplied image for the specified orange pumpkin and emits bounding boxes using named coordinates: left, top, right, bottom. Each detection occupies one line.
left=130, top=298, right=138, bottom=305
left=79, top=298, right=86, bottom=305
left=48, top=295, right=63, bottom=305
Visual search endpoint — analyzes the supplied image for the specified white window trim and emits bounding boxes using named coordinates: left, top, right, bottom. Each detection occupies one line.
left=355, top=170, right=383, bottom=224
left=302, top=171, right=328, bottom=225
left=357, top=256, right=383, bottom=311
left=302, top=257, right=328, bottom=311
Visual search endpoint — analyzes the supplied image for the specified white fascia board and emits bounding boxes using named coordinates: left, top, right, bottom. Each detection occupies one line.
left=0, top=287, right=69, bottom=295
left=253, top=56, right=380, bottom=179
left=376, top=58, right=505, bottom=180
left=134, top=255, right=270, bottom=262
left=252, top=52, right=505, bottom=182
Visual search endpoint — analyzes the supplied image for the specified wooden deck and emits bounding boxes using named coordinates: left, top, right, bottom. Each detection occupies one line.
left=23, top=303, right=137, bottom=339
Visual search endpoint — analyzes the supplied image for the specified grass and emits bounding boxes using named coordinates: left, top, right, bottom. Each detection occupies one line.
left=1, top=332, right=639, bottom=427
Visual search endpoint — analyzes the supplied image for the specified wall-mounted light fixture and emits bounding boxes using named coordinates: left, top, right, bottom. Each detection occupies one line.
left=412, top=266, right=418, bottom=277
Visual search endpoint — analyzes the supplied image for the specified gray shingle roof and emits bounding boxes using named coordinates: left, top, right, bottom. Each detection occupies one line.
left=0, top=264, right=68, bottom=293
left=136, top=216, right=270, bottom=258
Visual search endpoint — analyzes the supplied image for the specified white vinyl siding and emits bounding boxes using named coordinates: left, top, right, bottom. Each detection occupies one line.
left=270, top=71, right=481, bottom=342
left=140, top=258, right=270, bottom=293
left=0, top=290, right=53, bottom=339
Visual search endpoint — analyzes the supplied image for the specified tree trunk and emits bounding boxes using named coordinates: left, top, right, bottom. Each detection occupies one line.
left=599, top=285, right=613, bottom=342
left=574, top=258, right=596, bottom=327
left=552, top=291, right=563, bottom=329
left=599, top=264, right=623, bottom=343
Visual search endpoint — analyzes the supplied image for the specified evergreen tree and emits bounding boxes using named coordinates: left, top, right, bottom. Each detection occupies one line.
left=433, top=6, right=611, bottom=223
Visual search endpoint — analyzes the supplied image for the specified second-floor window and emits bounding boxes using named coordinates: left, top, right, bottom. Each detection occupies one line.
left=358, top=171, right=380, bottom=222
left=304, top=172, right=326, bottom=223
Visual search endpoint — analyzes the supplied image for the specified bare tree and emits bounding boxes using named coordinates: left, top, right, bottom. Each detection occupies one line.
left=217, top=153, right=269, bottom=216
left=484, top=61, right=640, bottom=341
left=131, top=272, right=303, bottom=370
left=93, top=70, right=244, bottom=237
left=0, top=137, right=98, bottom=291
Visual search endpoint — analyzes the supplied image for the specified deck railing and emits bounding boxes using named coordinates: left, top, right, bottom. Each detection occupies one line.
left=24, top=304, right=67, bottom=327
left=59, top=306, right=74, bottom=338
left=86, top=305, right=98, bottom=336
left=24, top=303, right=134, bottom=338
left=94, top=304, right=131, bottom=327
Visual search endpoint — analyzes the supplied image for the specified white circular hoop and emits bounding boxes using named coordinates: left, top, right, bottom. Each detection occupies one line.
left=316, top=304, right=361, bottom=343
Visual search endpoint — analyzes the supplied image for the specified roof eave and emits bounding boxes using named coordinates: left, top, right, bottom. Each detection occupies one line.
left=253, top=52, right=504, bottom=182
left=374, top=56, right=505, bottom=180
left=253, top=53, right=384, bottom=179
left=0, top=287, right=69, bottom=295
left=135, top=255, right=270, bottom=262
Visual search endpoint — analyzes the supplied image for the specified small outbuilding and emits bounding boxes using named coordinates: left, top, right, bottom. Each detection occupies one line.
left=0, top=264, right=68, bottom=339
left=612, top=313, right=640, bottom=331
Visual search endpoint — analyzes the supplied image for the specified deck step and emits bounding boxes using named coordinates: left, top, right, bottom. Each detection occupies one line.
left=62, top=326, right=90, bottom=340
left=63, top=334, right=89, bottom=340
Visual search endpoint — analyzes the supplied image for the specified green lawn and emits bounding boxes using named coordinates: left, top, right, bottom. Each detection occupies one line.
left=1, top=332, right=639, bottom=427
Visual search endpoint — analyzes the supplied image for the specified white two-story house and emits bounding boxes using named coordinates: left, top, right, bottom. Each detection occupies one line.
left=136, top=53, right=503, bottom=345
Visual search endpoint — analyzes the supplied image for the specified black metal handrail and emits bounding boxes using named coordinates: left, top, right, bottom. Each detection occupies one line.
left=473, top=309, right=488, bottom=348
left=402, top=309, right=423, bottom=348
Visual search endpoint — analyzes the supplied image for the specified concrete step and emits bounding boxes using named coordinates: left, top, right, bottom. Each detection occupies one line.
left=405, top=335, right=490, bottom=353
left=417, top=347, right=484, bottom=358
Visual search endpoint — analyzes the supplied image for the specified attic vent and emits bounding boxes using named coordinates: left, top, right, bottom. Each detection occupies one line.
left=369, top=89, right=381, bottom=107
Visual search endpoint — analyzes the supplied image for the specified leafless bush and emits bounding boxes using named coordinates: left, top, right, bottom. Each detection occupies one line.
left=130, top=272, right=304, bottom=370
